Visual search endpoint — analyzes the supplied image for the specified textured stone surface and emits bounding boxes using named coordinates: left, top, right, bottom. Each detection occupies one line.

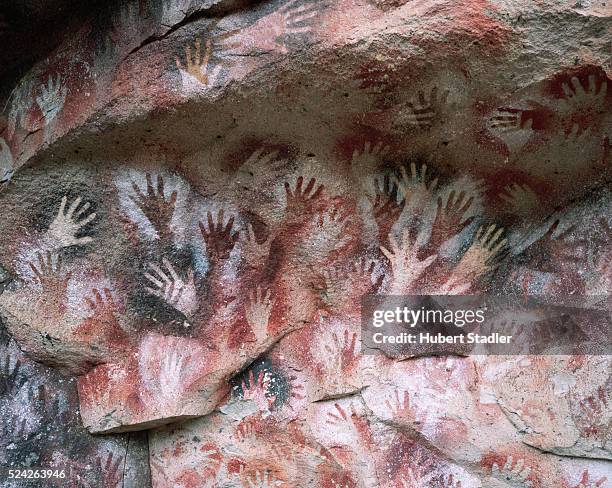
left=0, top=0, right=611, bottom=486
left=0, top=325, right=147, bottom=487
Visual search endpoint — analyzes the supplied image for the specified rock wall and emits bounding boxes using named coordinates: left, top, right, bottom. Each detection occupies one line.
left=0, top=0, right=610, bottom=487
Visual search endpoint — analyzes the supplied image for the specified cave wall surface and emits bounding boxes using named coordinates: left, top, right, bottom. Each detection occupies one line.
left=0, top=0, right=611, bottom=486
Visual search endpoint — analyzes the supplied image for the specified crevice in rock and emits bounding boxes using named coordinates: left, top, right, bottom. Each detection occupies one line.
left=520, top=439, right=612, bottom=462
left=311, top=386, right=369, bottom=403
left=123, top=430, right=151, bottom=488
left=127, top=0, right=267, bottom=58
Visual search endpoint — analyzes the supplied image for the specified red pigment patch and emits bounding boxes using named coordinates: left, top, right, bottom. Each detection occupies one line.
left=223, top=138, right=296, bottom=174
left=175, top=470, right=206, bottom=488
left=482, top=169, right=551, bottom=204
left=481, top=449, right=542, bottom=487
left=543, top=65, right=611, bottom=100
left=416, top=0, right=513, bottom=57
left=334, top=128, right=398, bottom=164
